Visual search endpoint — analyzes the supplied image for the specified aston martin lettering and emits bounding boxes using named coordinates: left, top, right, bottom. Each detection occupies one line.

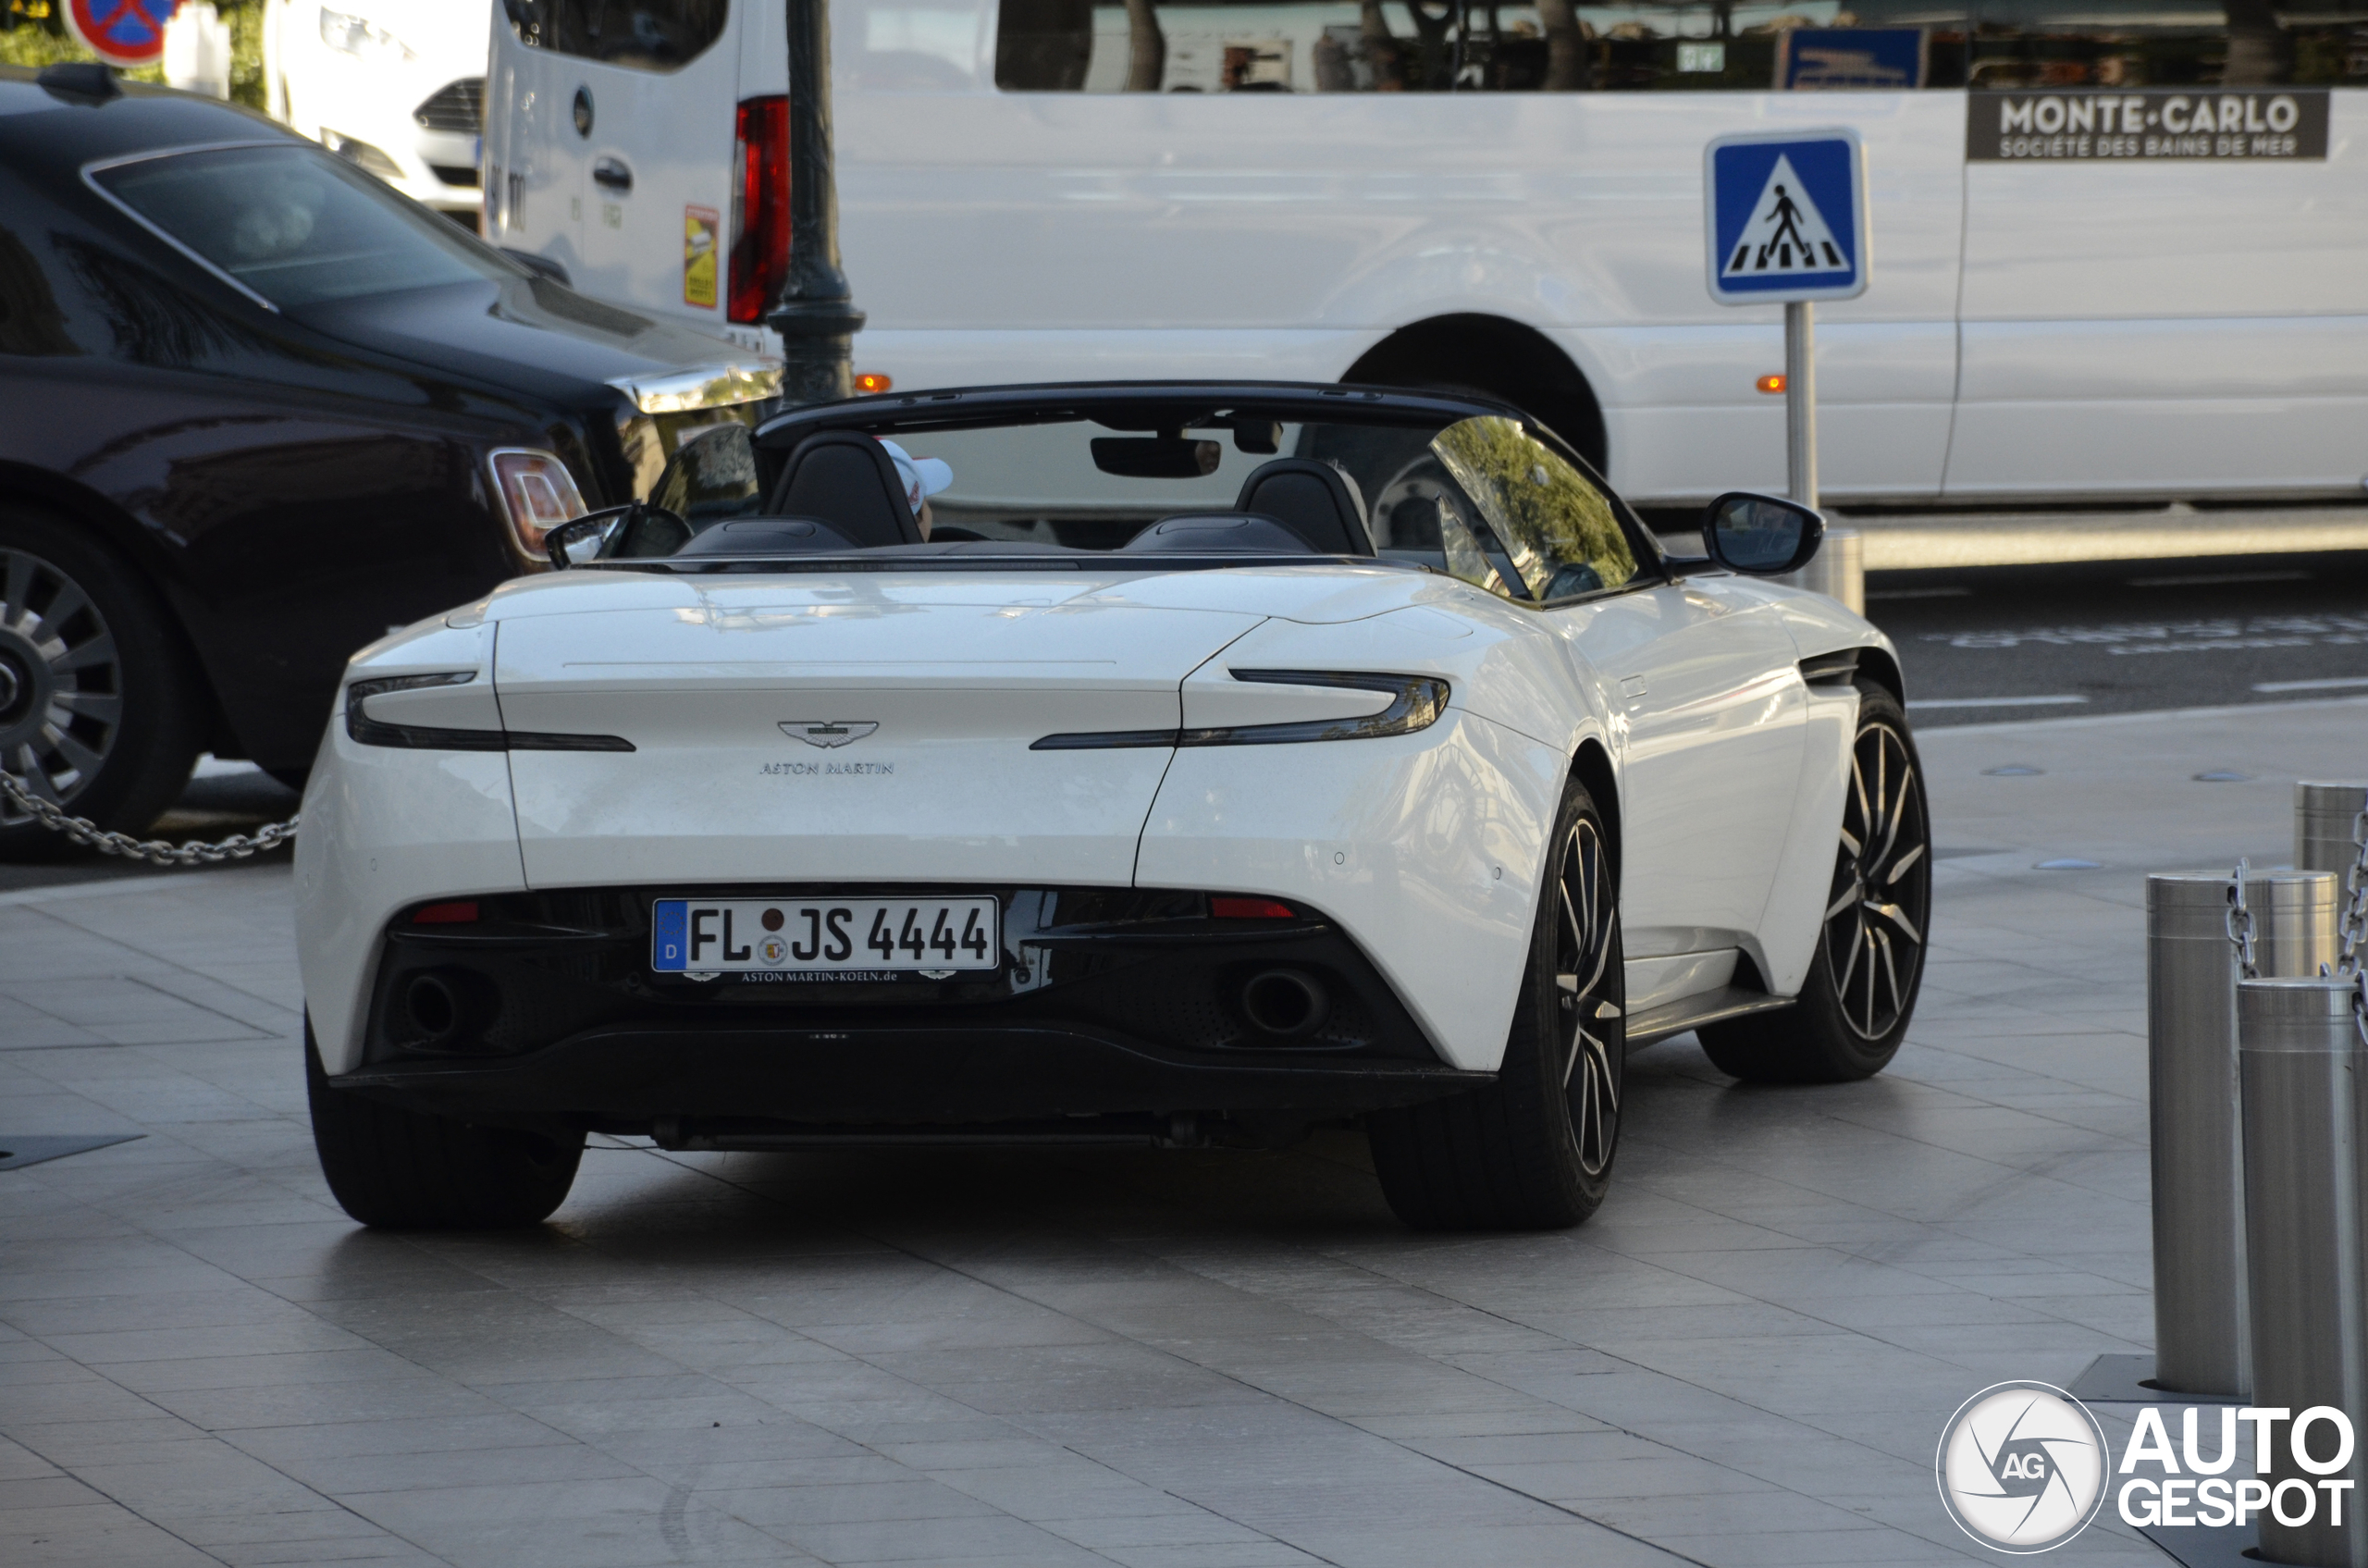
left=780, top=721, right=879, bottom=747
left=652, top=898, right=997, bottom=974
left=758, top=761, right=895, bottom=776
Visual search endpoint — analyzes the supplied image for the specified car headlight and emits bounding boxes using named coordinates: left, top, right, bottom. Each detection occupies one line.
left=487, top=450, right=587, bottom=562
left=319, top=7, right=414, bottom=61
left=1032, top=672, right=1450, bottom=751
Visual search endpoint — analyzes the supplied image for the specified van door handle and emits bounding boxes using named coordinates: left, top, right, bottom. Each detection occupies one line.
left=592, top=157, right=632, bottom=193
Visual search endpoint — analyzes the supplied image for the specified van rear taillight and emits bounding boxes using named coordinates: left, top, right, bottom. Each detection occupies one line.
left=728, top=95, right=789, bottom=325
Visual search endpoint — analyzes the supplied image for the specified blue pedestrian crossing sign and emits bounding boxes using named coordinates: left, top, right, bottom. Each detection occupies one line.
left=1704, top=129, right=1869, bottom=304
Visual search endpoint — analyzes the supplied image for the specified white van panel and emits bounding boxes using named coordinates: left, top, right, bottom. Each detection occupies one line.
left=1950, top=93, right=2368, bottom=498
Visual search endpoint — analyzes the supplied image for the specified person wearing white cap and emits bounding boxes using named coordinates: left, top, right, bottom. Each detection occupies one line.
left=878, top=438, right=953, bottom=538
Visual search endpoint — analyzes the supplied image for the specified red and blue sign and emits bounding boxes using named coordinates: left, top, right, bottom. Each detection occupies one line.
left=67, top=0, right=180, bottom=69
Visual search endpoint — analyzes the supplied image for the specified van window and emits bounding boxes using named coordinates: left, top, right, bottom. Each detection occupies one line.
left=994, top=0, right=1972, bottom=92
left=502, top=0, right=729, bottom=70
left=1968, top=0, right=2362, bottom=87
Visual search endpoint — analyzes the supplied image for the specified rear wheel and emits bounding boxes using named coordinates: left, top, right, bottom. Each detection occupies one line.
left=306, top=1024, right=583, bottom=1228
left=1698, top=678, right=1930, bottom=1083
left=1368, top=776, right=1625, bottom=1229
left=0, top=509, right=202, bottom=861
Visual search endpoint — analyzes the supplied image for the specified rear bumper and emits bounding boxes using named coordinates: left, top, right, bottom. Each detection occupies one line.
left=327, top=1022, right=1492, bottom=1135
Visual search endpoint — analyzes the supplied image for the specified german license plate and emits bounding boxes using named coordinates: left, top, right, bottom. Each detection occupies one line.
left=651, top=897, right=999, bottom=974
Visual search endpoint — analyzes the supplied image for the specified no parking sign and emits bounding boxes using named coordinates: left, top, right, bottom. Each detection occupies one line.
left=66, top=0, right=180, bottom=70
left=1704, top=130, right=1869, bottom=305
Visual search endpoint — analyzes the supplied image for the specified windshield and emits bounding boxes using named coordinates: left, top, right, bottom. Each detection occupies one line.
left=89, top=143, right=515, bottom=309
left=623, top=406, right=1647, bottom=600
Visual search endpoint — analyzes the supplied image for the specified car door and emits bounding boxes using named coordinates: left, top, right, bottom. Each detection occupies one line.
left=563, top=1, right=743, bottom=314
left=1568, top=578, right=1808, bottom=1013
left=1417, top=414, right=1809, bottom=1013
left=484, top=3, right=586, bottom=274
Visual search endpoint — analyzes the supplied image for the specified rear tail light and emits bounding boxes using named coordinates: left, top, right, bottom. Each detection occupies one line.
left=487, top=449, right=586, bottom=559
left=411, top=901, right=480, bottom=924
left=728, top=95, right=789, bottom=326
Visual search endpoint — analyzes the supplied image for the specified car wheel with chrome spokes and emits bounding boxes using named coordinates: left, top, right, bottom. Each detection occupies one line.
left=0, top=509, right=202, bottom=862
left=1699, top=677, right=1930, bottom=1083
left=1368, top=774, right=1625, bottom=1229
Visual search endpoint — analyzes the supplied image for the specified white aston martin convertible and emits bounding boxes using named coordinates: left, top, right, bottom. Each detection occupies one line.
left=293, top=383, right=1929, bottom=1232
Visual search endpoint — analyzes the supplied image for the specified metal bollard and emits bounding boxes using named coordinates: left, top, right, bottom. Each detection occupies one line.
left=2149, top=870, right=2337, bottom=1396
left=2240, top=975, right=2368, bottom=1568
left=2298, top=784, right=2368, bottom=876
left=1780, top=525, right=1863, bottom=615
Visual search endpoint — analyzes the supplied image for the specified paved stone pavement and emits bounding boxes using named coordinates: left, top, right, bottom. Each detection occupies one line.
left=2, top=698, right=2362, bottom=1568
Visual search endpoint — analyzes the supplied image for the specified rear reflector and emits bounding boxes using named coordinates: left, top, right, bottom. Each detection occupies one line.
left=412, top=901, right=479, bottom=924
left=1211, top=896, right=1295, bottom=920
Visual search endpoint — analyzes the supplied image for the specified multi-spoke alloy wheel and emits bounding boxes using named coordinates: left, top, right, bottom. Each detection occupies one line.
left=1698, top=678, right=1930, bottom=1084
left=0, top=546, right=125, bottom=824
left=1824, top=719, right=1929, bottom=1042
left=1556, top=816, right=1622, bottom=1179
left=1369, top=775, right=1625, bottom=1229
left=0, top=512, right=200, bottom=861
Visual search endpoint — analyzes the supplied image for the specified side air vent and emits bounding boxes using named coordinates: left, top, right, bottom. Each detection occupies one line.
left=1798, top=649, right=1860, bottom=686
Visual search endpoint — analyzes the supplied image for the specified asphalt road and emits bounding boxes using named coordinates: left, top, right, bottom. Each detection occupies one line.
left=1866, top=548, right=2368, bottom=727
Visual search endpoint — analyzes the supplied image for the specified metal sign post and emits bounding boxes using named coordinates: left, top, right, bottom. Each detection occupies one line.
left=1704, top=129, right=1869, bottom=512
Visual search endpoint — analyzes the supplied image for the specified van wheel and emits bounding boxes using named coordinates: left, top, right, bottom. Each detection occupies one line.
left=306, top=1024, right=582, bottom=1228
left=1699, top=679, right=1930, bottom=1083
left=1367, top=776, right=1624, bottom=1228
left=0, top=508, right=201, bottom=862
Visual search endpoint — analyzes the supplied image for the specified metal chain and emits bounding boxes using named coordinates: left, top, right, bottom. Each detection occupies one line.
left=2226, top=858, right=2259, bottom=981
left=0, top=767, right=297, bottom=868
left=2354, top=969, right=2367, bottom=1049
left=2336, top=793, right=2368, bottom=980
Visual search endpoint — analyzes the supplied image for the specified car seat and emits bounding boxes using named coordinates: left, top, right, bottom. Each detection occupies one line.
left=1233, top=459, right=1374, bottom=555
left=673, top=517, right=857, bottom=556
left=1121, top=513, right=1319, bottom=553
left=765, top=431, right=925, bottom=547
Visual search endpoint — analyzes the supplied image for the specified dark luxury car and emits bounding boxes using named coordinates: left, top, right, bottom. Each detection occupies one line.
left=0, top=63, right=779, bottom=857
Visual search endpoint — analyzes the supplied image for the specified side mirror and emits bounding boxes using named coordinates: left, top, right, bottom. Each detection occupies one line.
left=1702, top=491, right=1823, bottom=575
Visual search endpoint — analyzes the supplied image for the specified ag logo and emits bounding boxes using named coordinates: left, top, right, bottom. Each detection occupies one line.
left=1937, top=1382, right=2109, bottom=1552
left=779, top=721, right=878, bottom=749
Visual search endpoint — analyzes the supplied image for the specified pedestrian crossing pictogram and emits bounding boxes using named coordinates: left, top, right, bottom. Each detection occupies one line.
left=1720, top=155, right=1847, bottom=278
left=1704, top=130, right=1868, bottom=303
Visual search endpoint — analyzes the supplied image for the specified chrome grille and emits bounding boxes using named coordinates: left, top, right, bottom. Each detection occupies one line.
left=413, top=77, right=485, bottom=133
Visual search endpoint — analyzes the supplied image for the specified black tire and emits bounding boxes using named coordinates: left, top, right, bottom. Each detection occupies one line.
left=306, top=1024, right=583, bottom=1228
left=0, top=507, right=203, bottom=862
left=1368, top=775, right=1625, bottom=1229
left=1698, top=678, right=1931, bottom=1084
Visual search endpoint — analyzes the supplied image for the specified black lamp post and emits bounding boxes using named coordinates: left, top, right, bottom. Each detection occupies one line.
left=766, top=0, right=863, bottom=405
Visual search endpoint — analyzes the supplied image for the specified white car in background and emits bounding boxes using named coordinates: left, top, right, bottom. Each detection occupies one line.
left=294, top=382, right=1933, bottom=1235
left=264, top=0, right=492, bottom=223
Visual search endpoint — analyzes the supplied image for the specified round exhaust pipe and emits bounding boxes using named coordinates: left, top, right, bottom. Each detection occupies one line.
left=1241, top=969, right=1329, bottom=1039
left=401, top=969, right=495, bottom=1049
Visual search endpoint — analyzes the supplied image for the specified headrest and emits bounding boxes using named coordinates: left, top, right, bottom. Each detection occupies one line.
left=767, top=431, right=924, bottom=548
left=1121, top=513, right=1320, bottom=554
left=1233, top=460, right=1373, bottom=555
left=673, top=516, right=857, bottom=556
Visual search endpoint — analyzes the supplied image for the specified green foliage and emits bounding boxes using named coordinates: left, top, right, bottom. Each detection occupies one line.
left=1, top=0, right=266, bottom=110
left=1432, top=415, right=1638, bottom=596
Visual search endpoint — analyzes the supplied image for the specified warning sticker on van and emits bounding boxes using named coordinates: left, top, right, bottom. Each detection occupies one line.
left=1967, top=90, right=2327, bottom=162
left=684, top=206, right=720, bottom=309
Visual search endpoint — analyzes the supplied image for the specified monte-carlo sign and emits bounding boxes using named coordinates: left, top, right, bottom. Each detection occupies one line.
left=1967, top=89, right=2330, bottom=162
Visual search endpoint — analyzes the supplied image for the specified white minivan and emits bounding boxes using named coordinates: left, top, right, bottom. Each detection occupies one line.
left=483, top=0, right=2366, bottom=506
